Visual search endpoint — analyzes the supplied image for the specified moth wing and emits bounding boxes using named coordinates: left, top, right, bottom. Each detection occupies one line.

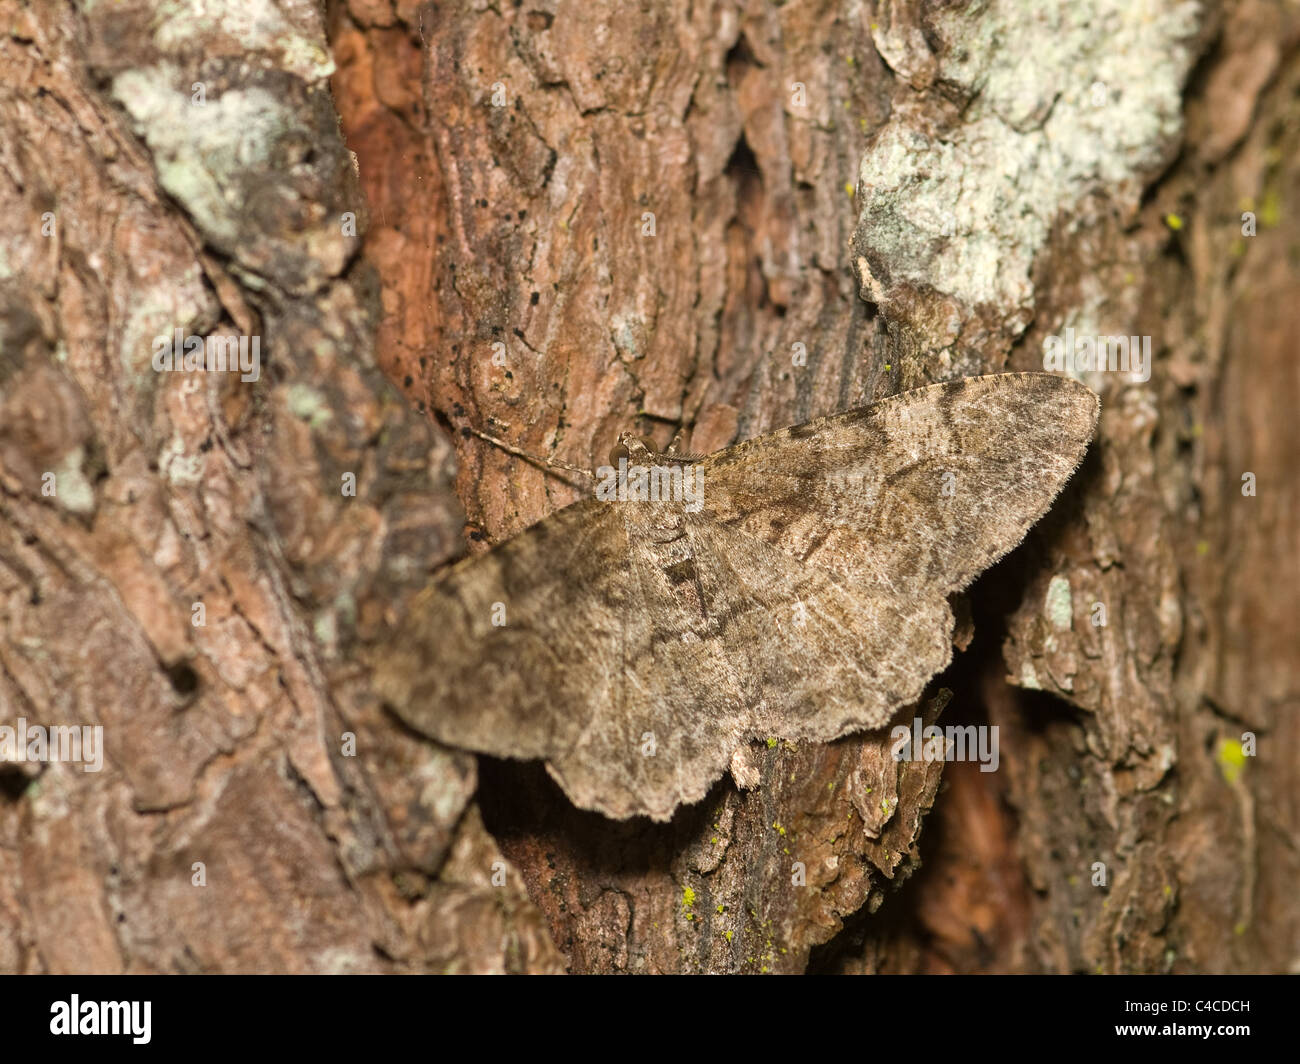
left=542, top=518, right=752, bottom=821
left=680, top=514, right=953, bottom=736
left=543, top=492, right=959, bottom=818
left=371, top=499, right=631, bottom=763
left=698, top=372, right=1099, bottom=595
left=373, top=373, right=1099, bottom=823
left=679, top=372, right=1098, bottom=737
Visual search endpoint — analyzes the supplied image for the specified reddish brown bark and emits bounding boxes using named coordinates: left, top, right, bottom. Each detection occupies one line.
left=0, top=0, right=1295, bottom=974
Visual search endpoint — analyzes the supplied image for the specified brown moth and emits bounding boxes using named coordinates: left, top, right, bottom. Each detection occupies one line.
left=371, top=372, right=1099, bottom=822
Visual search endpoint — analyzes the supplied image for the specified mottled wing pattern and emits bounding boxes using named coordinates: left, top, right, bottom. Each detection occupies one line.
left=372, top=499, right=629, bottom=764
left=698, top=373, right=1099, bottom=596
left=372, top=373, right=1099, bottom=821
left=683, top=372, right=1099, bottom=739
left=543, top=512, right=752, bottom=820
left=680, top=514, right=952, bottom=739
left=371, top=495, right=753, bottom=821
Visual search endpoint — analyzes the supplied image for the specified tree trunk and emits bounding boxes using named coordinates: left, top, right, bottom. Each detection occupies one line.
left=1, top=0, right=1295, bottom=974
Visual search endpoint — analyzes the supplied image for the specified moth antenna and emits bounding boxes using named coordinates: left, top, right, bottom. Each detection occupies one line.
left=462, top=425, right=596, bottom=487
left=655, top=446, right=707, bottom=463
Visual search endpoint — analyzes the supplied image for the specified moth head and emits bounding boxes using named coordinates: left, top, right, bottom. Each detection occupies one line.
left=610, top=432, right=654, bottom=466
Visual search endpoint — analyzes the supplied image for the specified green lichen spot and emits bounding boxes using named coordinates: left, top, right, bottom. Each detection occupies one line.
left=1164, top=212, right=1184, bottom=230
left=1216, top=738, right=1246, bottom=784
left=724, top=930, right=733, bottom=942
left=766, top=737, right=778, bottom=748
left=681, top=886, right=696, bottom=910
left=1258, top=186, right=1282, bottom=229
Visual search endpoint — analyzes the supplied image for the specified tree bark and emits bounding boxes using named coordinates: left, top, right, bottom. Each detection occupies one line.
left=1, top=0, right=1295, bottom=974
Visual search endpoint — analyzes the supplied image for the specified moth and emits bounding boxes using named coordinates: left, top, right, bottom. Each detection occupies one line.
left=371, top=372, right=1099, bottom=822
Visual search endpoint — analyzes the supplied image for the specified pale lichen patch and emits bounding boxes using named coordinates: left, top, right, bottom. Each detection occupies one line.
left=1046, top=575, right=1074, bottom=632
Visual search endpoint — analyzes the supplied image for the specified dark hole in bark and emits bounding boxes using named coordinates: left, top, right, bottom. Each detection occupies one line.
left=165, top=662, right=200, bottom=696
